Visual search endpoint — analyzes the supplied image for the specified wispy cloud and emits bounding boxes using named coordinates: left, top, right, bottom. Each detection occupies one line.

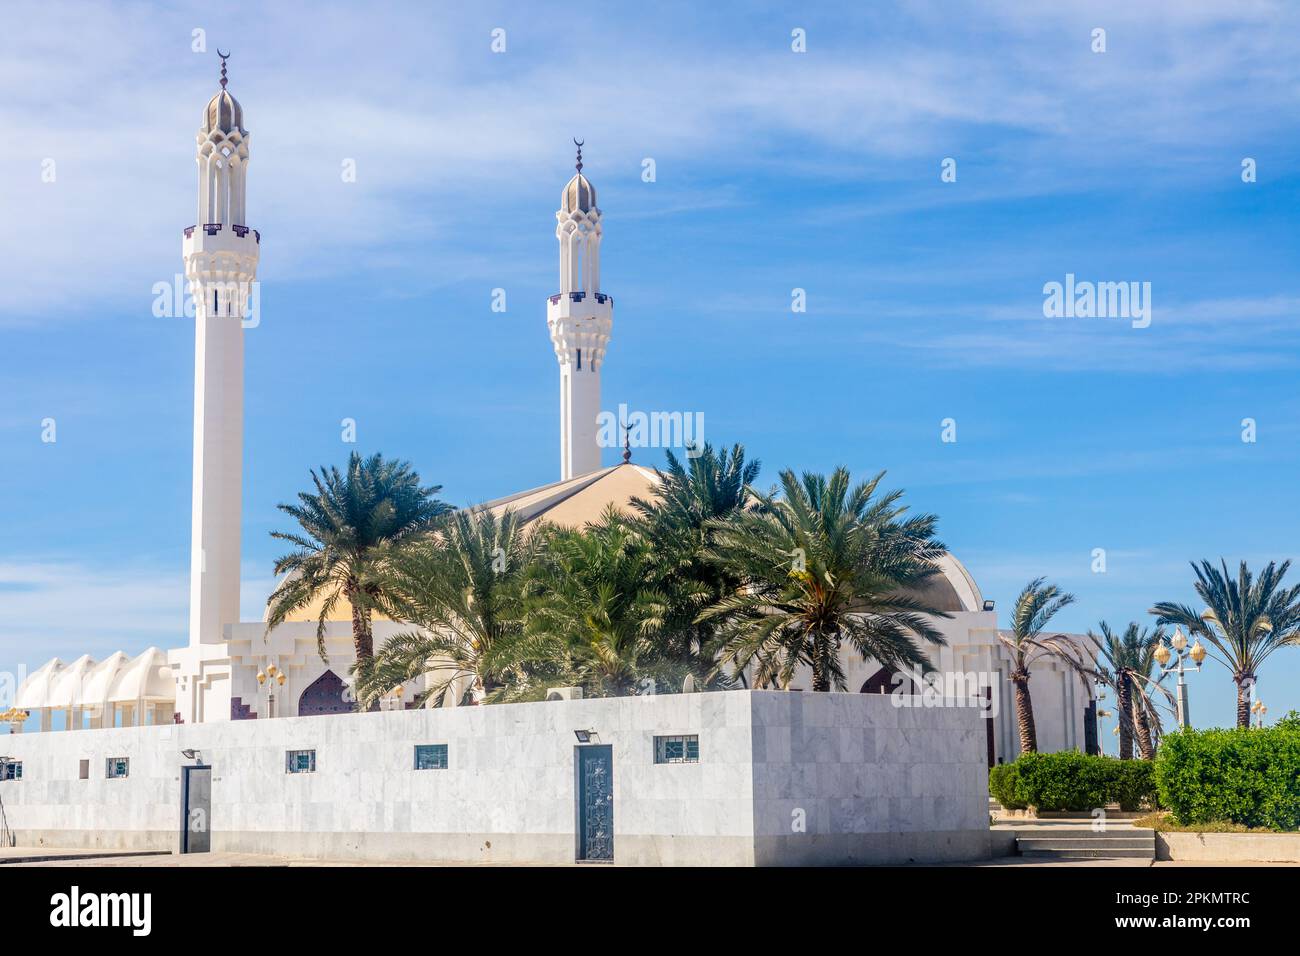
left=2, top=0, right=1298, bottom=319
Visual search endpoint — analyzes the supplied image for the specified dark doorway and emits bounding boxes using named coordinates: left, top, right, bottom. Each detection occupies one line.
left=575, top=745, right=614, bottom=862
left=182, top=765, right=211, bottom=853
left=298, top=670, right=352, bottom=716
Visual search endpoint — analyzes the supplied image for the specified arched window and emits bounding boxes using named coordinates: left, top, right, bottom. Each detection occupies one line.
left=297, top=670, right=351, bottom=716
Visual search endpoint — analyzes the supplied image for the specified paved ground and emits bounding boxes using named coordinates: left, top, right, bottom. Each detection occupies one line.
left=0, top=847, right=1289, bottom=867
left=0, top=819, right=1291, bottom=867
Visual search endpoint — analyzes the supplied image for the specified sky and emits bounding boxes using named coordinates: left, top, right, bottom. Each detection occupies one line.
left=0, top=0, right=1298, bottom=732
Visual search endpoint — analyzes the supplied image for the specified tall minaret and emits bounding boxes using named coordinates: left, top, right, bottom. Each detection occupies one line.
left=548, top=141, right=613, bottom=480
left=184, top=52, right=259, bottom=647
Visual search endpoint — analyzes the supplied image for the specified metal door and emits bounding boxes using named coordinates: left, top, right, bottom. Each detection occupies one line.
left=576, top=745, right=613, bottom=862
left=182, top=765, right=211, bottom=853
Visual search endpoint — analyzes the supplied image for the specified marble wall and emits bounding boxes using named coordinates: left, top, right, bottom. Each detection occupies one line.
left=0, top=690, right=991, bottom=865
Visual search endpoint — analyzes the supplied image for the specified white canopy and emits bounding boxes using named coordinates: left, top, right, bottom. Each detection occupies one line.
left=44, top=654, right=96, bottom=709
left=81, top=651, right=130, bottom=705
left=13, top=649, right=175, bottom=711
left=107, top=648, right=174, bottom=703
left=14, top=657, right=64, bottom=710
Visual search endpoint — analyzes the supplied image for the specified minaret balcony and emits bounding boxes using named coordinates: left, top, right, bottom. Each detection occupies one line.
left=182, top=223, right=262, bottom=264
left=546, top=290, right=614, bottom=327
left=183, top=224, right=261, bottom=242
left=547, top=291, right=612, bottom=306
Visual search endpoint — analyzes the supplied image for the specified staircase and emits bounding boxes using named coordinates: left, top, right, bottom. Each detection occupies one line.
left=1012, top=821, right=1155, bottom=861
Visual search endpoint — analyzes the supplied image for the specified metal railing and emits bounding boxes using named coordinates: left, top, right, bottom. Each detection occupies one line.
left=547, top=291, right=612, bottom=305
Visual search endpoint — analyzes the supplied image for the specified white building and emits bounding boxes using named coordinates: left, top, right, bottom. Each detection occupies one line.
left=12, top=57, right=1091, bottom=768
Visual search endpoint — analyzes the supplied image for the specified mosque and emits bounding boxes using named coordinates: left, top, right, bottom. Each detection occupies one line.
left=12, top=58, right=1092, bottom=765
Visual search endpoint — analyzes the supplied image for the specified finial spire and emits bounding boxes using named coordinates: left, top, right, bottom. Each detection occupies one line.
left=574, top=137, right=584, bottom=175
left=217, top=49, right=230, bottom=89
left=622, top=418, right=632, bottom=464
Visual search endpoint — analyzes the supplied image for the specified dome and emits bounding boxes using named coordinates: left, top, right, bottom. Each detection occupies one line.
left=203, top=89, right=244, bottom=135
left=562, top=173, right=597, bottom=213
left=908, top=553, right=985, bottom=613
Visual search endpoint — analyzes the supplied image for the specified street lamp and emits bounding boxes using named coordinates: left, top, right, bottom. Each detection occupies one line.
left=256, top=664, right=286, bottom=718
left=1155, top=626, right=1203, bottom=729
left=1252, top=699, right=1268, bottom=728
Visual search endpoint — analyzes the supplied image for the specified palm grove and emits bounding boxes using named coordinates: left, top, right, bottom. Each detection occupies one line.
left=266, top=448, right=1300, bottom=755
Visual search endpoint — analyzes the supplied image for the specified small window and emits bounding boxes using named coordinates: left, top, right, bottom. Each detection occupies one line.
left=414, top=744, right=448, bottom=770
left=2, top=761, right=21, bottom=781
left=79, top=759, right=89, bottom=780
left=654, top=735, right=700, bottom=764
left=576, top=348, right=582, bottom=370
left=286, top=750, right=316, bottom=774
left=106, top=757, right=129, bottom=779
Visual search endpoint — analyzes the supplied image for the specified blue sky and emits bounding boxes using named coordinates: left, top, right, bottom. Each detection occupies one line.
left=1, top=0, right=1298, bottom=732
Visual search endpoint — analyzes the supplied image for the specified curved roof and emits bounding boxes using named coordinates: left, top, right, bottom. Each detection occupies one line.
left=913, top=552, right=984, bottom=613
left=109, top=648, right=175, bottom=702
left=14, top=657, right=64, bottom=710
left=13, top=648, right=175, bottom=709
left=44, top=654, right=96, bottom=709
left=562, top=172, right=597, bottom=213
left=203, top=89, right=244, bottom=135
left=81, top=651, right=130, bottom=704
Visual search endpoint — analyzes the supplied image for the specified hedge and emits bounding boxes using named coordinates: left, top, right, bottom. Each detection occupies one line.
left=1154, top=724, right=1300, bottom=830
left=989, top=751, right=1158, bottom=813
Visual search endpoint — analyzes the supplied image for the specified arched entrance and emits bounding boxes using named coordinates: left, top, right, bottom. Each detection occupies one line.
left=297, top=670, right=352, bottom=716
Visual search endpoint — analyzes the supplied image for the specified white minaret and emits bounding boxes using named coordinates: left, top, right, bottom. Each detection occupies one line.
left=548, top=141, right=612, bottom=480
left=184, top=52, right=259, bottom=648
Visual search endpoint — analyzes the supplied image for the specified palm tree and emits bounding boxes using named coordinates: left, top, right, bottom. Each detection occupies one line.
left=354, top=507, right=538, bottom=709
left=629, top=443, right=760, bottom=662
left=997, top=578, right=1076, bottom=755
left=1151, top=560, right=1300, bottom=727
left=265, top=452, right=449, bottom=666
left=1084, top=622, right=1172, bottom=760
left=700, top=468, right=950, bottom=692
left=521, top=508, right=706, bottom=697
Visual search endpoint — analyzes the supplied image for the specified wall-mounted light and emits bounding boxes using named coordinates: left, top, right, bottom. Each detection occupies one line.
left=181, top=749, right=203, bottom=763
left=574, top=729, right=599, bottom=744
left=982, top=600, right=995, bottom=612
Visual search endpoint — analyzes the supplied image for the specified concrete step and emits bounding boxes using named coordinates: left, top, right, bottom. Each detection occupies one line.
left=1020, top=847, right=1154, bottom=860
left=1018, top=838, right=1153, bottom=851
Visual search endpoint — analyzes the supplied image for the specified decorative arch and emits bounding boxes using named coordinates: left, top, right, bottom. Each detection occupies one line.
left=297, top=670, right=351, bottom=717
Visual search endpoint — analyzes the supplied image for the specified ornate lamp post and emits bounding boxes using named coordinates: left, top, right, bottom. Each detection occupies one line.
left=256, top=664, right=286, bottom=718
left=1153, top=626, right=1205, bottom=729
left=1096, top=707, right=1114, bottom=755
left=1251, top=699, right=1268, bottom=727
left=0, top=709, right=28, bottom=735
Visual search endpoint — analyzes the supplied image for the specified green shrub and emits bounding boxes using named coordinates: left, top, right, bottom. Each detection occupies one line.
left=1015, top=751, right=1112, bottom=811
left=1155, top=725, right=1300, bottom=830
left=1112, top=759, right=1158, bottom=811
left=989, top=751, right=1158, bottom=813
left=989, top=762, right=1028, bottom=809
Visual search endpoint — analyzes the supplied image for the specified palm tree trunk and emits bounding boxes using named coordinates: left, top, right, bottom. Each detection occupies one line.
left=1133, top=699, right=1155, bottom=760
left=1116, top=676, right=1133, bottom=760
left=1236, top=675, right=1253, bottom=728
left=809, top=635, right=831, bottom=692
left=349, top=595, right=374, bottom=663
left=1011, top=672, right=1037, bottom=754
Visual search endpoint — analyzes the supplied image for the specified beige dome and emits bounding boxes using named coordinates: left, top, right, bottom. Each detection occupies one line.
left=203, top=89, right=244, bottom=134
left=562, top=173, right=597, bottom=213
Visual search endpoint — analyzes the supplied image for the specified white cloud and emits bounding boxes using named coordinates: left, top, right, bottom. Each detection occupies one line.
left=0, top=560, right=187, bottom=670
left=2, top=0, right=1297, bottom=319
